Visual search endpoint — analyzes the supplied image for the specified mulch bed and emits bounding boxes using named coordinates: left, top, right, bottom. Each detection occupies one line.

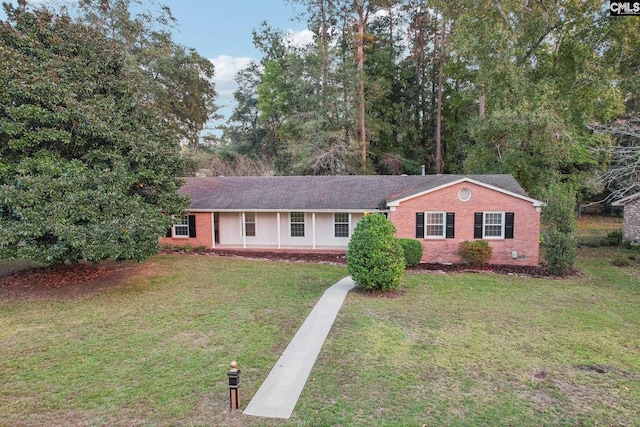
left=0, top=261, right=144, bottom=300
left=0, top=262, right=111, bottom=289
left=410, top=262, right=583, bottom=278
left=164, top=248, right=581, bottom=278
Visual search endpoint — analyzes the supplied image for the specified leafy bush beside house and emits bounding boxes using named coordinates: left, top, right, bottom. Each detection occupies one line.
left=347, top=214, right=405, bottom=292
left=544, top=229, right=578, bottom=275
left=542, top=184, right=578, bottom=275
left=398, top=238, right=423, bottom=267
left=458, top=240, right=493, bottom=266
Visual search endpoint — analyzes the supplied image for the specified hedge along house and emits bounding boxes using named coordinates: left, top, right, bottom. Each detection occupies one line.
left=160, top=175, right=544, bottom=266
left=612, top=192, right=640, bottom=243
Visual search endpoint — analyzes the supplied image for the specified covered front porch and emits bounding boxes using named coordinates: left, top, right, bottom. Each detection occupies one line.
left=211, top=210, right=368, bottom=250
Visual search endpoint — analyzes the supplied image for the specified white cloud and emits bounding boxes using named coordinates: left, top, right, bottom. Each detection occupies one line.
left=210, top=55, right=253, bottom=98
left=208, top=28, right=312, bottom=126
left=285, top=29, right=315, bottom=48
left=210, top=55, right=253, bottom=84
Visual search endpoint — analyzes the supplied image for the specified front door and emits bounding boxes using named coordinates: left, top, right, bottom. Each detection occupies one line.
left=214, top=212, right=220, bottom=244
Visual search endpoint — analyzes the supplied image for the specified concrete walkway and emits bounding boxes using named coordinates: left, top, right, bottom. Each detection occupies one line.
left=243, top=276, right=355, bottom=419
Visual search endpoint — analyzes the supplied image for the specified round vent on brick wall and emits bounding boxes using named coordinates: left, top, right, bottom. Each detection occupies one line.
left=458, top=187, right=472, bottom=202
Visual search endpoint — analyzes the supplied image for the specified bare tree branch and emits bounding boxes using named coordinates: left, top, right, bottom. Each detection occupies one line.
left=589, top=116, right=640, bottom=201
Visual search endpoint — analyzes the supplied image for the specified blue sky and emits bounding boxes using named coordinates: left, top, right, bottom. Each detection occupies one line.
left=162, top=2, right=309, bottom=86
left=158, top=1, right=312, bottom=128
left=164, top=1, right=305, bottom=58
left=2, top=0, right=312, bottom=128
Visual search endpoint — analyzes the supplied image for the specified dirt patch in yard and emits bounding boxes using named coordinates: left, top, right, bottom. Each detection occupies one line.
left=0, top=261, right=151, bottom=301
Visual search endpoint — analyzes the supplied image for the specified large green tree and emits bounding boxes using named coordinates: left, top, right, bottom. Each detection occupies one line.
left=75, top=0, right=219, bottom=156
left=222, top=60, right=269, bottom=156
left=219, top=0, right=639, bottom=197
left=249, top=20, right=361, bottom=174
left=449, top=0, right=626, bottom=198
left=0, top=2, right=188, bottom=265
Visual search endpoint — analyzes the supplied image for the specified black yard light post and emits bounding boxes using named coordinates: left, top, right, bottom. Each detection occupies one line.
left=227, top=361, right=241, bottom=410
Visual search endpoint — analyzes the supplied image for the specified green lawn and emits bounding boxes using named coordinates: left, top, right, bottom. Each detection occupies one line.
left=1, top=249, right=639, bottom=426
left=576, top=214, right=623, bottom=245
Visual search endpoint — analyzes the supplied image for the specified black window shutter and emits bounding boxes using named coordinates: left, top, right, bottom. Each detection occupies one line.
left=474, top=213, right=483, bottom=239
left=505, top=212, right=514, bottom=239
left=188, top=215, right=197, bottom=238
left=166, top=228, right=172, bottom=238
left=446, top=212, right=455, bottom=238
left=416, top=212, right=424, bottom=238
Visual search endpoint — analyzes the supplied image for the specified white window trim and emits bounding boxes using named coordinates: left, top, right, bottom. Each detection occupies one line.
left=334, top=213, right=350, bottom=238
left=290, top=212, right=305, bottom=238
left=423, top=211, right=447, bottom=239
left=483, top=211, right=505, bottom=239
left=173, top=215, right=190, bottom=239
left=242, top=212, right=256, bottom=237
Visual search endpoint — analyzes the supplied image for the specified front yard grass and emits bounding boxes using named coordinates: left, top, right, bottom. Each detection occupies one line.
left=576, top=214, right=623, bottom=246
left=1, top=249, right=639, bottom=426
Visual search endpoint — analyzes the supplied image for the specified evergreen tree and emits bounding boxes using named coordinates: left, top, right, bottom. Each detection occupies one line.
left=0, top=3, right=188, bottom=264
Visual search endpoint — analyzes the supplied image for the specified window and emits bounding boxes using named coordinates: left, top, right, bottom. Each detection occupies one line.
left=244, top=212, right=256, bottom=237
left=290, top=212, right=305, bottom=237
left=416, top=212, right=455, bottom=239
left=174, top=215, right=190, bottom=237
left=334, top=213, right=350, bottom=238
left=425, top=212, right=445, bottom=237
left=169, top=215, right=196, bottom=238
left=474, top=212, right=514, bottom=239
left=484, top=212, right=504, bottom=238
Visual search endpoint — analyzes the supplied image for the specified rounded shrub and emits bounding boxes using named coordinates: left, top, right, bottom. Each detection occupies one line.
left=347, top=214, right=405, bottom=292
left=398, top=238, right=423, bottom=267
left=458, top=240, right=492, bottom=266
left=542, top=184, right=578, bottom=275
left=543, top=228, right=577, bottom=275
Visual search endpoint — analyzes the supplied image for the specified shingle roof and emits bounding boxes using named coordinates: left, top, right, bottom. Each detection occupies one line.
left=179, top=175, right=535, bottom=211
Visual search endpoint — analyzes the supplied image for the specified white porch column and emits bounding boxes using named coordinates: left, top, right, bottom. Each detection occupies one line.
left=211, top=212, right=215, bottom=248
left=277, top=212, right=281, bottom=249
left=241, top=212, right=247, bottom=248
left=312, top=213, right=316, bottom=249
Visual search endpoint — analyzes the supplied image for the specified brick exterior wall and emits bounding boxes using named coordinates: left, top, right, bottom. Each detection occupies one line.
left=389, top=182, right=540, bottom=266
left=622, top=198, right=640, bottom=242
left=159, top=212, right=213, bottom=248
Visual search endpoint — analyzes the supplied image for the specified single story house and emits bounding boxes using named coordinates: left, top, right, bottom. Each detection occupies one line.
left=612, top=192, right=640, bottom=243
left=160, top=174, right=543, bottom=266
